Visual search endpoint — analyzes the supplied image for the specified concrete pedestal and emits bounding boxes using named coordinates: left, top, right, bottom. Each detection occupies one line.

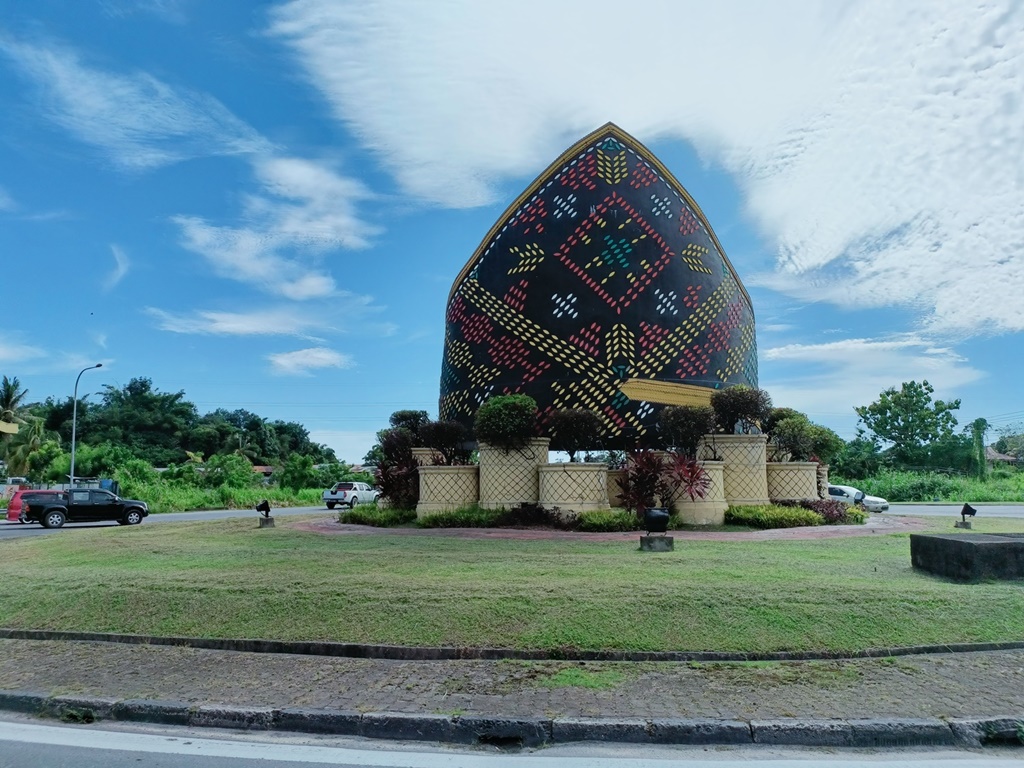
left=639, top=535, right=674, bottom=552
left=258, top=516, right=275, bottom=528
left=954, top=520, right=972, bottom=529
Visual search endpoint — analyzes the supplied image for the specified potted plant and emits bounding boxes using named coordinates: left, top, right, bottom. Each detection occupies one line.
left=474, top=395, right=549, bottom=509
left=617, top=449, right=711, bottom=531
left=710, top=385, right=772, bottom=434
left=547, top=408, right=604, bottom=462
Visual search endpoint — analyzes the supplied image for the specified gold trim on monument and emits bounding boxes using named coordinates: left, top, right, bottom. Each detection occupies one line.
left=617, top=379, right=714, bottom=407
left=0, top=422, right=19, bottom=435
left=447, top=122, right=753, bottom=316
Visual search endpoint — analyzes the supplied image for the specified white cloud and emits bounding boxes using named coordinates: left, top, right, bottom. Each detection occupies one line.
left=103, top=244, right=130, bottom=291
left=760, top=335, right=984, bottom=438
left=0, top=35, right=268, bottom=169
left=173, top=155, right=377, bottom=299
left=269, top=0, right=1024, bottom=337
left=0, top=339, right=46, bottom=364
left=267, top=346, right=353, bottom=375
left=0, top=185, right=14, bottom=211
left=146, top=306, right=330, bottom=337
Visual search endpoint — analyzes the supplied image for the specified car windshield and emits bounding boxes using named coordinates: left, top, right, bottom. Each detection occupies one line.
left=336, top=483, right=354, bottom=490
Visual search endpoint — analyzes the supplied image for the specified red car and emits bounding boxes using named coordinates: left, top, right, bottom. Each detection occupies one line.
left=5, top=489, right=64, bottom=523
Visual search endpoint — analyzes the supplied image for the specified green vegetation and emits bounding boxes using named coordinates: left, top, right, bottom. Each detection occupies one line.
left=833, top=468, right=1024, bottom=503
left=341, top=505, right=417, bottom=527
left=2, top=517, right=1024, bottom=652
left=725, top=505, right=823, bottom=529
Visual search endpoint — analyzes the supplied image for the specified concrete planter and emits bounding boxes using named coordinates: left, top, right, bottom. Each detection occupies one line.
left=538, top=463, right=609, bottom=514
left=416, top=465, right=479, bottom=517
left=607, top=469, right=626, bottom=508
left=766, top=462, right=820, bottom=502
left=478, top=438, right=549, bottom=509
left=411, top=448, right=441, bottom=467
left=700, top=434, right=769, bottom=506
left=670, top=461, right=727, bottom=525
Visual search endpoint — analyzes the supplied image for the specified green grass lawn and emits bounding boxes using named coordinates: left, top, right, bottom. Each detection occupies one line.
left=2, top=516, right=1023, bottom=653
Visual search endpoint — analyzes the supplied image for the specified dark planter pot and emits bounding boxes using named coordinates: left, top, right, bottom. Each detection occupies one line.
left=643, top=507, right=670, bottom=534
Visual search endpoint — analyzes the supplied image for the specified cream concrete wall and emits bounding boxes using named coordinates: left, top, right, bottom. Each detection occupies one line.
left=670, top=460, right=727, bottom=525
left=766, top=462, right=820, bottom=501
left=538, top=463, right=610, bottom=513
left=478, top=438, right=549, bottom=509
left=416, top=465, right=480, bottom=517
left=700, top=434, right=769, bottom=506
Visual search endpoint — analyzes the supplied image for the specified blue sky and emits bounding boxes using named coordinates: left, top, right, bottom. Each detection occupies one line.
left=2, top=0, right=1022, bottom=463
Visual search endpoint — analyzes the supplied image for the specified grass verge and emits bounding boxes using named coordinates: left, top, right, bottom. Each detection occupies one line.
left=1, top=516, right=1023, bottom=653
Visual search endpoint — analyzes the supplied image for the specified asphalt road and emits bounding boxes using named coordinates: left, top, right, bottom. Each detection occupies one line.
left=0, top=505, right=331, bottom=540
left=2, top=718, right=1021, bottom=768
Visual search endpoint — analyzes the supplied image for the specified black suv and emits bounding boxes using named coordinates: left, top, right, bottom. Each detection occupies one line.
left=25, top=488, right=150, bottom=528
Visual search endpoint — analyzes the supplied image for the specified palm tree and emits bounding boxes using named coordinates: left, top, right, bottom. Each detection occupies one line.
left=4, top=416, right=48, bottom=476
left=0, top=375, right=29, bottom=425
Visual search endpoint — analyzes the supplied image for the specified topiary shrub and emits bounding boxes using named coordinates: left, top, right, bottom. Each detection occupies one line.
left=418, top=419, right=471, bottom=465
left=725, top=504, right=822, bottom=529
left=474, top=394, right=538, bottom=452
left=658, top=405, right=717, bottom=457
left=548, top=408, right=604, bottom=461
left=711, top=385, right=773, bottom=434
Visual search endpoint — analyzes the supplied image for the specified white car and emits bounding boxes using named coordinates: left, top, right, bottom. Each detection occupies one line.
left=828, top=484, right=889, bottom=513
left=322, top=481, right=380, bottom=509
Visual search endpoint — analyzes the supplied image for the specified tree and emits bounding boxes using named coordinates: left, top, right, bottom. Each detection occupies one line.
left=710, top=385, right=772, bottom=434
left=854, top=380, right=960, bottom=465
left=657, top=405, right=716, bottom=457
left=548, top=409, right=604, bottom=461
left=389, top=410, right=429, bottom=439
left=418, top=419, right=471, bottom=465
left=971, top=418, right=989, bottom=480
left=0, top=375, right=29, bottom=425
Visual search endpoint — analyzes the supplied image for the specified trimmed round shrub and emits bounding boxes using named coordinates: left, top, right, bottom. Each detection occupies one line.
left=711, top=385, right=773, bottom=434
left=474, top=394, right=538, bottom=452
left=658, top=405, right=716, bottom=457
left=548, top=408, right=604, bottom=461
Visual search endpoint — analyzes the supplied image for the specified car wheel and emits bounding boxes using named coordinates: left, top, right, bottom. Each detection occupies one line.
left=326, top=502, right=336, bottom=510
left=123, top=509, right=143, bottom=525
left=349, top=497, right=358, bottom=509
left=43, top=510, right=66, bottom=529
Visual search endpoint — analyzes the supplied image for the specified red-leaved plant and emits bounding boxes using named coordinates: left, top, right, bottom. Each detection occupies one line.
left=617, top=450, right=711, bottom=520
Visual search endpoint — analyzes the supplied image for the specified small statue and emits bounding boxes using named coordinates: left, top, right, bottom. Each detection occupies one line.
left=255, top=499, right=271, bottom=518
left=961, top=503, right=977, bottom=523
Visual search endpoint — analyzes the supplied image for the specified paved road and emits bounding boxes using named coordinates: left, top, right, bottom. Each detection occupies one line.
left=887, top=504, right=1024, bottom=518
left=2, top=718, right=1020, bottom=768
left=0, top=505, right=332, bottom=540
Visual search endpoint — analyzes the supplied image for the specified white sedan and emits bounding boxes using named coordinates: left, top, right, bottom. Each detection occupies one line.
left=828, top=484, right=889, bottom=513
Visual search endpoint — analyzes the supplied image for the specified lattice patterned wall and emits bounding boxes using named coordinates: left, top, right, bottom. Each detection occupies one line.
left=700, top=435, right=769, bottom=505
left=416, top=466, right=480, bottom=517
left=538, top=464, right=610, bottom=513
left=478, top=439, right=549, bottom=509
left=766, top=462, right=820, bottom=502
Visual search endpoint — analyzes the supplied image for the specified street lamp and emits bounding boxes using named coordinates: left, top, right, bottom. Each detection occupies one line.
left=69, top=363, right=102, bottom=487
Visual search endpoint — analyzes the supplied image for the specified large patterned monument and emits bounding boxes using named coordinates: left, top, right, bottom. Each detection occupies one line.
left=439, top=123, right=757, bottom=447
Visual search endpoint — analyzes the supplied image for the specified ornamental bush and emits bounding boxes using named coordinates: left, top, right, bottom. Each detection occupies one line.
left=725, top=505, right=822, bottom=529
left=711, top=385, right=773, bottom=434
left=658, top=405, right=716, bottom=457
left=474, top=394, right=538, bottom=452
left=548, top=409, right=604, bottom=461
left=577, top=509, right=640, bottom=532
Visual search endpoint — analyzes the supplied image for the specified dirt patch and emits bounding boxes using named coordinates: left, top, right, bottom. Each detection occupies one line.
left=288, top=514, right=927, bottom=541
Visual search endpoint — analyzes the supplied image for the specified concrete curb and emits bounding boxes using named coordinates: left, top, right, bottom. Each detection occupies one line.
left=1, top=689, right=1019, bottom=749
left=3, top=628, right=1024, bottom=663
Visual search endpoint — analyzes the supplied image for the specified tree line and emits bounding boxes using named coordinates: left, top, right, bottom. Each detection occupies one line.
left=0, top=374, right=336, bottom=481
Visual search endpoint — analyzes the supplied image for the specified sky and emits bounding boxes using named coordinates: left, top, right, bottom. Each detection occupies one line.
left=1, top=0, right=1022, bottom=464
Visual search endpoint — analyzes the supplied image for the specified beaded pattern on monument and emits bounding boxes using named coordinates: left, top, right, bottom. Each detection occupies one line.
left=441, top=131, right=757, bottom=444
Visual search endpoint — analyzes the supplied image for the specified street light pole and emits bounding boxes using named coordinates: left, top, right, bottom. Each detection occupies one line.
left=69, top=363, right=102, bottom=488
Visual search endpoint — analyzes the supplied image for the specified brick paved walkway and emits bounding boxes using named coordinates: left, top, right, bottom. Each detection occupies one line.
left=2, top=639, right=1021, bottom=721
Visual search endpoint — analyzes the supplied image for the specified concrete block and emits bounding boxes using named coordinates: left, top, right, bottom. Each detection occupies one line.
left=360, top=712, right=453, bottom=742
left=552, top=717, right=652, bottom=743
left=191, top=704, right=275, bottom=730
left=911, top=533, right=1024, bottom=581
left=848, top=718, right=955, bottom=747
left=639, top=536, right=674, bottom=552
left=451, top=715, right=550, bottom=748
left=275, top=707, right=361, bottom=735
left=111, top=698, right=194, bottom=725
left=0, top=690, right=46, bottom=715
left=752, top=719, right=854, bottom=746
left=648, top=718, right=751, bottom=744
